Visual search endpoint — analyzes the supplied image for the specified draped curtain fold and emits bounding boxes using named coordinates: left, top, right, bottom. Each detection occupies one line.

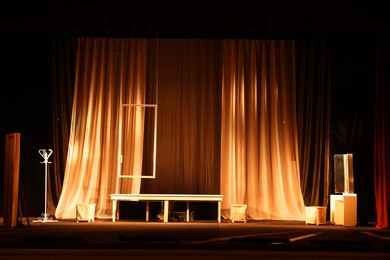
left=53, top=37, right=335, bottom=222
left=220, top=40, right=305, bottom=220
left=55, top=38, right=147, bottom=219
left=49, top=36, right=77, bottom=214
left=141, top=39, right=222, bottom=195
left=296, top=40, right=332, bottom=207
left=374, top=33, right=390, bottom=229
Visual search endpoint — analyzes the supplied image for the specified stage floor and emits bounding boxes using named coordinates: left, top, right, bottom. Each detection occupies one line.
left=1, top=218, right=389, bottom=259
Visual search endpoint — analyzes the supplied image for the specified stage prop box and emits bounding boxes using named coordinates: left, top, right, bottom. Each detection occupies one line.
left=305, top=206, right=327, bottom=225
left=76, top=204, right=96, bottom=222
left=230, top=204, right=247, bottom=223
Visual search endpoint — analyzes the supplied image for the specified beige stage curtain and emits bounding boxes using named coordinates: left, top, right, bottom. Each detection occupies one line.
left=55, top=38, right=147, bottom=219
left=220, top=40, right=305, bottom=220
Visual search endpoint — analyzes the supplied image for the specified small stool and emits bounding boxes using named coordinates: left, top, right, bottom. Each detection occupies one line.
left=305, top=206, right=327, bottom=225
left=76, top=204, right=96, bottom=222
left=230, top=204, right=247, bottom=223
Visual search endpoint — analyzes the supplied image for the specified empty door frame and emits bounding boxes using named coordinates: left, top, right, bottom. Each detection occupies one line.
left=118, top=104, right=157, bottom=179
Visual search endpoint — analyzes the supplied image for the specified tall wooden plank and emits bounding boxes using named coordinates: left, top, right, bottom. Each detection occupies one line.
left=3, top=133, right=21, bottom=228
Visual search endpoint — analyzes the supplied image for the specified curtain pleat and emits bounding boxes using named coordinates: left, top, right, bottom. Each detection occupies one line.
left=55, top=38, right=147, bottom=219
left=141, top=39, right=222, bottom=195
left=49, top=36, right=77, bottom=214
left=220, top=40, right=305, bottom=221
left=296, top=40, right=332, bottom=207
left=374, top=33, right=390, bottom=229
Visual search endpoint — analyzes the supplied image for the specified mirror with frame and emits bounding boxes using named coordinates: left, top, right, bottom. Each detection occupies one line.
left=333, top=153, right=354, bottom=194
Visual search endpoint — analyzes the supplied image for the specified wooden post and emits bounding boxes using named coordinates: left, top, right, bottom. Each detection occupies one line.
left=3, top=133, right=21, bottom=228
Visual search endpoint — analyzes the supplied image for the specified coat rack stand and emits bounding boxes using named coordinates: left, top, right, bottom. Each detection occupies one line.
left=33, top=149, right=58, bottom=223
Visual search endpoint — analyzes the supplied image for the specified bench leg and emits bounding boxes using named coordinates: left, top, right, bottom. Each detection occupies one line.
left=186, top=201, right=190, bottom=222
left=218, top=201, right=221, bottom=223
left=163, top=200, right=169, bottom=222
left=112, top=199, right=117, bottom=222
left=146, top=201, right=149, bottom=221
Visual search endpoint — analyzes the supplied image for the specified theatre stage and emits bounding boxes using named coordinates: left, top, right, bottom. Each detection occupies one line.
left=1, top=217, right=390, bottom=260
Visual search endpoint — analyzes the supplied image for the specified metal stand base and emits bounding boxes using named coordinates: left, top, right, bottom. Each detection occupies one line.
left=33, top=219, right=59, bottom=223
left=32, top=213, right=58, bottom=223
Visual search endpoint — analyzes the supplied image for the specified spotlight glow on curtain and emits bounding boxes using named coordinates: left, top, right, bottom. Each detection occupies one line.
left=220, top=40, right=305, bottom=220
left=55, top=38, right=147, bottom=219
left=55, top=38, right=306, bottom=221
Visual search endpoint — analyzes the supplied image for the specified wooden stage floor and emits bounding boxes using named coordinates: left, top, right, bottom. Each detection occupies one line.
left=1, top=218, right=390, bottom=259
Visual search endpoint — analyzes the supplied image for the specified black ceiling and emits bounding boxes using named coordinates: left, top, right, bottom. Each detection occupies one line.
left=1, top=0, right=388, bottom=37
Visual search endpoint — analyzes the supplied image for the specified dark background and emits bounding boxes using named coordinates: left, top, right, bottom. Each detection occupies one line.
left=0, top=0, right=384, bottom=222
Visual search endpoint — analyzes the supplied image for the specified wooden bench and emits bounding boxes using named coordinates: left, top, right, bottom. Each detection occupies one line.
left=109, top=194, right=224, bottom=223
